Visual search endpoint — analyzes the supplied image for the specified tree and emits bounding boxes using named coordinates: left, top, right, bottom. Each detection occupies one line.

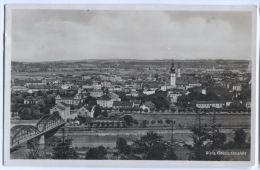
left=37, top=90, right=43, bottom=96
left=94, top=105, right=102, bottom=117
left=26, top=138, right=43, bottom=159
left=85, top=96, right=97, bottom=107
left=131, top=132, right=175, bottom=160
left=170, top=108, right=176, bottom=113
left=133, top=119, right=139, bottom=126
left=165, top=119, right=173, bottom=124
left=189, top=113, right=210, bottom=160
left=19, top=107, right=32, bottom=120
left=140, top=120, right=149, bottom=128
left=189, top=113, right=224, bottom=160
left=234, top=129, right=246, bottom=148
left=85, top=146, right=107, bottom=160
left=116, top=138, right=131, bottom=155
left=52, top=138, right=78, bottom=159
left=101, top=110, right=108, bottom=117
left=123, top=115, right=134, bottom=126
left=31, top=105, right=42, bottom=119
left=144, top=108, right=148, bottom=113
left=161, top=108, right=166, bottom=113
left=209, top=112, right=226, bottom=149
left=165, top=145, right=178, bottom=160
left=157, top=120, right=163, bottom=125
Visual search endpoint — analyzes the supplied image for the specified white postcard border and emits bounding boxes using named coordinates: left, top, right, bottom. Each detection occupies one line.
left=3, top=4, right=257, bottom=167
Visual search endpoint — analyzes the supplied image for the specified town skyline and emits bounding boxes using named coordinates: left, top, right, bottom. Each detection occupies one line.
left=12, top=58, right=252, bottom=63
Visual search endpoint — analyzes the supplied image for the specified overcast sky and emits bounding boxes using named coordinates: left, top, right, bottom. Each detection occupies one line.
left=11, top=9, right=252, bottom=62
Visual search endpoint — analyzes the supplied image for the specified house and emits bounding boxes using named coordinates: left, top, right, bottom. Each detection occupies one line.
left=140, top=101, right=155, bottom=112
left=12, top=86, right=27, bottom=93
left=160, top=85, right=174, bottom=91
left=143, top=90, right=155, bottom=95
left=188, top=78, right=202, bottom=88
left=55, top=94, right=83, bottom=105
left=50, top=102, right=71, bottom=121
left=245, top=101, right=251, bottom=109
left=24, top=96, right=43, bottom=104
left=131, top=100, right=142, bottom=107
left=108, top=92, right=121, bottom=101
left=97, top=95, right=114, bottom=108
left=42, top=77, right=57, bottom=84
left=144, top=83, right=159, bottom=91
left=82, top=75, right=92, bottom=80
left=82, top=84, right=94, bottom=90
left=102, top=81, right=112, bottom=88
left=76, top=106, right=93, bottom=117
left=24, top=80, right=46, bottom=87
left=109, top=76, right=123, bottom=82
left=85, top=118, right=125, bottom=128
left=52, top=80, right=62, bottom=85
left=93, top=84, right=102, bottom=90
left=113, top=85, right=124, bottom=91
left=176, top=77, right=189, bottom=90
left=167, top=90, right=183, bottom=103
left=113, top=101, right=134, bottom=109
left=195, top=101, right=227, bottom=109
left=62, top=86, right=79, bottom=94
left=126, top=91, right=139, bottom=97
left=61, top=84, right=74, bottom=90
left=232, top=84, right=242, bottom=92
left=90, top=90, right=104, bottom=98
left=27, top=85, right=60, bottom=93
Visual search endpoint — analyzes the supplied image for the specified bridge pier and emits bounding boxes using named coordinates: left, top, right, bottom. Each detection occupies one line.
left=39, top=135, right=45, bottom=149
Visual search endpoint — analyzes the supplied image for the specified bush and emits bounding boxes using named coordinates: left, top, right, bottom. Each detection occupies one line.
left=170, top=108, right=176, bottom=113
left=161, top=108, right=166, bottom=113
left=165, top=119, right=173, bottom=124
left=157, top=120, right=163, bottom=124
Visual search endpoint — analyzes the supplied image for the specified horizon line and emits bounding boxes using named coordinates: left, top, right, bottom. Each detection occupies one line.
left=12, top=58, right=251, bottom=63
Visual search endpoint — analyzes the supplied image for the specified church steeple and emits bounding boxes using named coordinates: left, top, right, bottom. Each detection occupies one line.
left=170, top=59, right=176, bottom=87
left=170, top=59, right=176, bottom=73
left=177, top=63, right=181, bottom=78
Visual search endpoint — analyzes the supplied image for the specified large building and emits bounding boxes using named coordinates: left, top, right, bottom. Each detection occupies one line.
left=50, top=102, right=71, bottom=121
left=195, top=101, right=232, bottom=109
left=55, top=94, right=83, bottom=105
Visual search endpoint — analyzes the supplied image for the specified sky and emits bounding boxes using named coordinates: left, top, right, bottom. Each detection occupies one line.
left=11, top=9, right=252, bottom=62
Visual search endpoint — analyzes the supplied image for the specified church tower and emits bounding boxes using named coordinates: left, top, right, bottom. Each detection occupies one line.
left=177, top=63, right=181, bottom=78
left=170, top=60, right=176, bottom=87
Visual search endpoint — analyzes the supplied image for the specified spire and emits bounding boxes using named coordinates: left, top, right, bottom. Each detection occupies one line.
left=171, top=59, right=174, bottom=68
left=170, top=59, right=175, bottom=73
left=177, top=63, right=181, bottom=78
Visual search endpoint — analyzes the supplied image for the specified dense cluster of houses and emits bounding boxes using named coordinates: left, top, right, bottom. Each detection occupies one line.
left=11, top=60, right=251, bottom=123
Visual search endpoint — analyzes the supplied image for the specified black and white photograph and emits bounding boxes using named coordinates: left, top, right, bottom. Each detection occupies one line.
left=3, top=4, right=257, bottom=167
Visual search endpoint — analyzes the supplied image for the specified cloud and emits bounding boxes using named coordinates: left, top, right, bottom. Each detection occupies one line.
left=11, top=10, right=252, bottom=62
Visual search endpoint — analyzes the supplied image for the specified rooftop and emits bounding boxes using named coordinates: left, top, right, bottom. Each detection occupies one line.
left=98, top=95, right=111, bottom=101
left=113, top=101, right=133, bottom=107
